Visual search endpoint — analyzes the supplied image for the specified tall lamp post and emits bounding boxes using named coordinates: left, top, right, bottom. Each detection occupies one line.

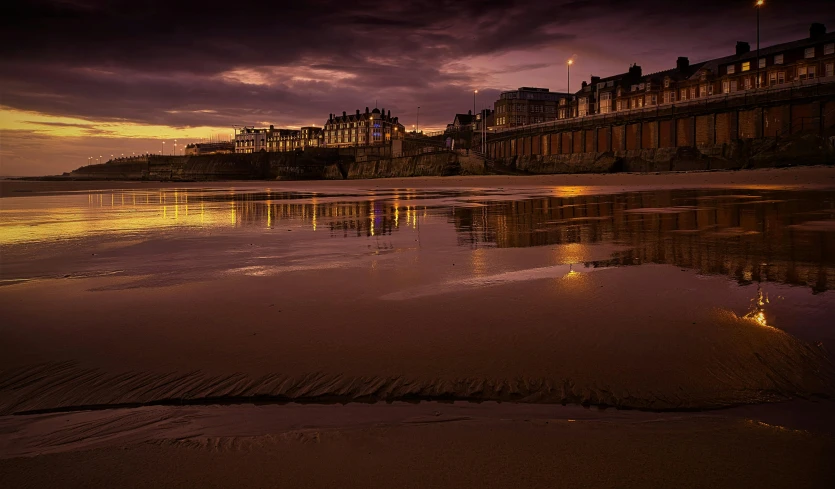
left=567, top=59, right=573, bottom=117
left=756, top=0, right=764, bottom=88
left=416, top=106, right=420, bottom=134
left=161, top=141, right=165, bottom=155
left=473, top=89, right=478, bottom=151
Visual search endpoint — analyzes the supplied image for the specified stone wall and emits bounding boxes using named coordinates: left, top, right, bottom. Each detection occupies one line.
left=490, top=134, right=835, bottom=174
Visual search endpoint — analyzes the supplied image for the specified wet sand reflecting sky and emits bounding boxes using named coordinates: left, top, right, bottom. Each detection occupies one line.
left=1, top=185, right=834, bottom=414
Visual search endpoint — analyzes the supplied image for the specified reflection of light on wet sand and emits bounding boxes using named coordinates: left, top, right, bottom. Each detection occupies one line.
left=381, top=264, right=608, bottom=300
left=744, top=287, right=772, bottom=328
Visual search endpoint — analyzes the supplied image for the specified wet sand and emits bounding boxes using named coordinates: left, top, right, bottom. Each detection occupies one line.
left=2, top=168, right=835, bottom=486
left=3, top=165, right=835, bottom=198
left=2, top=401, right=834, bottom=489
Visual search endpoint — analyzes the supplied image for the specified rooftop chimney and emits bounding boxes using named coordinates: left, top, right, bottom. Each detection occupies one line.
left=590, top=76, right=601, bottom=85
left=736, top=41, right=750, bottom=55
left=342, top=111, right=346, bottom=117
left=365, top=107, right=370, bottom=114
left=628, top=64, right=642, bottom=78
left=356, top=109, right=360, bottom=115
left=269, top=125, right=274, bottom=131
left=676, top=56, right=689, bottom=72
left=810, top=23, right=826, bottom=40
left=468, top=110, right=472, bottom=115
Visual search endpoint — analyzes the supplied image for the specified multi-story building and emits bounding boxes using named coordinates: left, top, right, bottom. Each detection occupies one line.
left=323, top=107, right=405, bottom=148
left=235, top=125, right=323, bottom=153
left=565, top=23, right=835, bottom=119
left=492, top=87, right=571, bottom=129
left=234, top=126, right=270, bottom=153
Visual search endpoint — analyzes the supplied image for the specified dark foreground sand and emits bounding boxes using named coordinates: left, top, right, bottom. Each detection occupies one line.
left=1, top=401, right=834, bottom=488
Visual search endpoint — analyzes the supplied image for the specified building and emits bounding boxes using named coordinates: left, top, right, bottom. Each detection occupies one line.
left=566, top=23, right=835, bottom=119
left=235, top=126, right=271, bottom=153
left=236, top=125, right=324, bottom=153
left=323, top=107, right=405, bottom=148
left=184, top=141, right=235, bottom=156
left=492, top=87, right=572, bottom=129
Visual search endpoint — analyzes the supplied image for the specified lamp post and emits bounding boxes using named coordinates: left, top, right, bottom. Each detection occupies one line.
left=161, top=141, right=165, bottom=155
left=416, top=106, right=420, bottom=134
left=567, top=59, right=574, bottom=117
left=174, top=139, right=177, bottom=156
left=756, top=0, right=763, bottom=88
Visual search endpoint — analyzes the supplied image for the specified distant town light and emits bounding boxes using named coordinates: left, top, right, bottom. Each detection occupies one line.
left=567, top=59, right=573, bottom=65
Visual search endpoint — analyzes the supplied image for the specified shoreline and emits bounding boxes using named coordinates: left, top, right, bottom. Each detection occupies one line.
left=3, top=165, right=835, bottom=198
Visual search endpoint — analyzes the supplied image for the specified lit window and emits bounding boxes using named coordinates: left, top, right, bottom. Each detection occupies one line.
left=722, top=80, right=730, bottom=93
left=664, top=78, right=670, bottom=88
left=744, top=77, right=751, bottom=90
left=727, top=65, right=736, bottom=74
left=680, top=89, right=687, bottom=100
left=827, top=63, right=834, bottom=78
left=758, top=58, right=766, bottom=69
left=742, top=61, right=750, bottom=72
left=826, top=44, right=835, bottom=55
left=774, top=54, right=784, bottom=64
left=805, top=47, right=815, bottom=58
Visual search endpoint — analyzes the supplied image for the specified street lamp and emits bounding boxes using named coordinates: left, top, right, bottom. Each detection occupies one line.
left=417, top=106, right=420, bottom=134
left=756, top=0, right=764, bottom=88
left=174, top=139, right=177, bottom=156
left=161, top=141, right=165, bottom=155
left=567, top=59, right=573, bottom=93
left=567, top=59, right=574, bottom=117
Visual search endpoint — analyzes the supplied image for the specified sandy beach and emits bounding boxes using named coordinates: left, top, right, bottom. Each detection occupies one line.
left=4, top=165, right=835, bottom=198
left=2, top=167, right=835, bottom=487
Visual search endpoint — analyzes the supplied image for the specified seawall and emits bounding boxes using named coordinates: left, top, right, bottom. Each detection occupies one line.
left=498, top=134, right=835, bottom=174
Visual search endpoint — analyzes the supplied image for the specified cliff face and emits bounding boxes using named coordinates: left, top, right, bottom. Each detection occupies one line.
left=340, top=152, right=459, bottom=179
left=68, top=149, right=349, bottom=181
left=494, top=134, right=835, bottom=174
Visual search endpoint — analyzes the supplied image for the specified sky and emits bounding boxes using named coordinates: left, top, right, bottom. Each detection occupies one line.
left=1, top=0, right=833, bottom=176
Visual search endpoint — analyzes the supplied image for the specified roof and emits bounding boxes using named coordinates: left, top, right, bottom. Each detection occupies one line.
left=453, top=113, right=475, bottom=125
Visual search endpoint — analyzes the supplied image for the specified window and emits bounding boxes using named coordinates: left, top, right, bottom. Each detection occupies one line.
left=722, top=80, right=730, bottom=93
left=638, top=83, right=645, bottom=90
left=689, top=87, right=696, bottom=99
left=742, top=61, right=750, bottom=72
left=805, top=47, right=815, bottom=59
left=630, top=84, right=637, bottom=92
left=827, top=63, right=834, bottom=78
left=616, top=100, right=622, bottom=111
left=578, top=98, right=588, bottom=117
left=634, top=97, right=643, bottom=108
left=648, top=94, right=657, bottom=105
left=730, top=80, right=737, bottom=92
left=727, top=65, right=736, bottom=74
left=680, top=89, right=687, bottom=100
left=599, top=92, right=611, bottom=114
left=664, top=78, right=670, bottom=88
left=759, top=58, right=766, bottom=69
left=744, top=77, right=751, bottom=90
left=808, top=65, right=817, bottom=79
left=826, top=44, right=835, bottom=55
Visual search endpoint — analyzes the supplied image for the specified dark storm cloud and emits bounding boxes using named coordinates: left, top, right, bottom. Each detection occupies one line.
left=1, top=0, right=834, bottom=129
